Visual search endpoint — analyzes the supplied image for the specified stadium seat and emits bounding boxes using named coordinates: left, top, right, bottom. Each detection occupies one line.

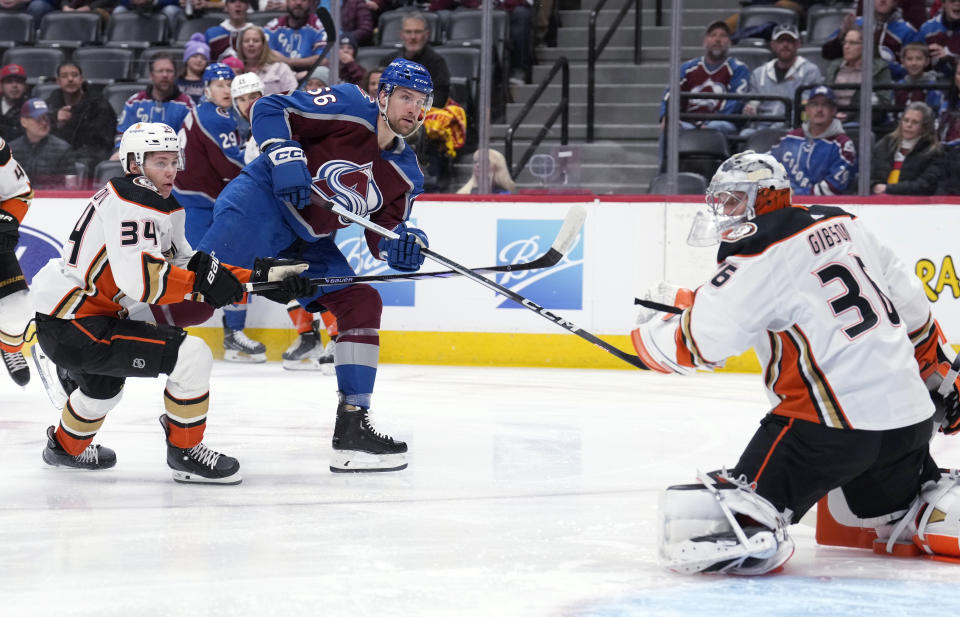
left=743, top=127, right=788, bottom=154
left=103, top=82, right=148, bottom=116
left=93, top=160, right=125, bottom=186
left=72, top=47, right=136, bottom=85
left=1, top=47, right=65, bottom=85
left=106, top=13, right=168, bottom=49
left=798, top=46, right=830, bottom=76
left=435, top=47, right=480, bottom=108
left=173, top=13, right=226, bottom=45
left=445, top=9, right=508, bottom=66
left=738, top=6, right=799, bottom=32
left=356, top=46, right=400, bottom=72
left=647, top=172, right=708, bottom=195
left=730, top=46, right=773, bottom=73
left=248, top=11, right=285, bottom=27
left=0, top=13, right=34, bottom=49
left=29, top=82, right=60, bottom=103
left=378, top=10, right=443, bottom=47
left=37, top=12, right=102, bottom=49
left=677, top=129, right=730, bottom=179
left=805, top=5, right=851, bottom=44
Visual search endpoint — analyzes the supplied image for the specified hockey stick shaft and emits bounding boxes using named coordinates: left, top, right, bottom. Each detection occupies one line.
left=297, top=6, right=336, bottom=91
left=319, top=196, right=648, bottom=370
left=244, top=205, right=586, bottom=292
left=634, top=298, right=683, bottom=315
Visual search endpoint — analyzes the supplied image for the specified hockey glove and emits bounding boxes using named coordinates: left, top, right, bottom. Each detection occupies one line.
left=250, top=257, right=317, bottom=304
left=187, top=251, right=244, bottom=309
left=635, top=282, right=693, bottom=325
left=265, top=140, right=312, bottom=210
left=924, top=357, right=960, bottom=435
left=378, top=224, right=428, bottom=272
left=0, top=208, right=19, bottom=252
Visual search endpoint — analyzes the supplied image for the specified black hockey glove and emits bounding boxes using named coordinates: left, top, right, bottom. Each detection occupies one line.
left=187, top=251, right=244, bottom=309
left=0, top=208, right=19, bottom=253
left=250, top=257, right=318, bottom=304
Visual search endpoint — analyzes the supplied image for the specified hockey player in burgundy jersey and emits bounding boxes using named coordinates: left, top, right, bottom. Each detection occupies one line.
left=196, top=58, right=432, bottom=473
left=0, top=137, right=33, bottom=387
left=632, top=151, right=960, bottom=574
left=172, top=62, right=268, bottom=363
left=30, top=122, right=314, bottom=484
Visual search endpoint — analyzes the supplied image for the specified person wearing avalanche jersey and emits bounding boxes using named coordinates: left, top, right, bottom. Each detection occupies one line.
left=172, top=63, right=268, bottom=364
left=205, top=0, right=255, bottom=61
left=264, top=0, right=329, bottom=73
left=195, top=58, right=433, bottom=473
left=0, top=137, right=33, bottom=387
left=30, top=122, right=313, bottom=482
left=632, top=151, right=960, bottom=575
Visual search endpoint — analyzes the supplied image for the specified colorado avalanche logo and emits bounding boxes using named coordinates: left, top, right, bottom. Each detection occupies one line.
left=688, top=80, right=724, bottom=113
left=312, top=160, right=383, bottom=220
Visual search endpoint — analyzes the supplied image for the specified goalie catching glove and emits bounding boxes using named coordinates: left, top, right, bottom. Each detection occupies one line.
left=378, top=223, right=428, bottom=272
left=250, top=257, right=317, bottom=304
left=634, top=281, right=694, bottom=325
left=0, top=208, right=19, bottom=252
left=187, top=251, right=244, bottom=308
left=264, top=139, right=312, bottom=210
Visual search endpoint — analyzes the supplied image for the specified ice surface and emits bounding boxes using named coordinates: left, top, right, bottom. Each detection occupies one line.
left=2, top=363, right=959, bottom=616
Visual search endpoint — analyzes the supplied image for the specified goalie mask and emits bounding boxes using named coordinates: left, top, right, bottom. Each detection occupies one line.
left=688, top=151, right=792, bottom=246
left=118, top=122, right=183, bottom=174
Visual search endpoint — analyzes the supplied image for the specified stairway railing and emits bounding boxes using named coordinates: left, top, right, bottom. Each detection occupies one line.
left=587, top=0, right=641, bottom=142
left=505, top=57, right=570, bottom=178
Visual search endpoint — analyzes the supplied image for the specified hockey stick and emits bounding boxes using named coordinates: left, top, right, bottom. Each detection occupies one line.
left=244, top=205, right=586, bottom=292
left=315, top=193, right=648, bottom=370
left=297, top=6, right=337, bottom=91
left=634, top=298, right=684, bottom=315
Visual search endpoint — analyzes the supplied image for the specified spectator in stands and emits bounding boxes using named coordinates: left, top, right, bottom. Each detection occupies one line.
left=206, top=0, right=255, bottom=61
left=741, top=23, right=822, bottom=136
left=0, top=0, right=57, bottom=22
left=180, top=34, right=212, bottom=103
left=363, top=66, right=384, bottom=99
left=822, top=0, right=920, bottom=80
left=341, top=0, right=376, bottom=46
left=237, top=26, right=299, bottom=95
left=921, top=0, right=960, bottom=78
left=456, top=149, right=515, bottom=194
left=338, top=33, right=367, bottom=86
left=659, top=21, right=750, bottom=164
left=894, top=41, right=946, bottom=110
left=46, top=63, right=118, bottom=177
left=0, top=64, right=27, bottom=143
left=770, top=85, right=857, bottom=195
left=112, top=54, right=195, bottom=154
left=871, top=101, right=943, bottom=195
left=184, top=0, right=226, bottom=16
left=113, top=0, right=187, bottom=42
left=9, top=99, right=75, bottom=189
left=826, top=26, right=893, bottom=122
left=265, top=0, right=330, bottom=74
left=302, top=65, right=329, bottom=91
left=937, top=58, right=960, bottom=145
left=379, top=10, right=451, bottom=107
left=62, top=0, right=117, bottom=22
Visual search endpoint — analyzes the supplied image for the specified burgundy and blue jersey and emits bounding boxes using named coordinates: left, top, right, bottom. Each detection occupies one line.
left=174, top=102, right=245, bottom=204
left=115, top=87, right=194, bottom=147
left=659, top=56, right=750, bottom=120
left=264, top=14, right=328, bottom=59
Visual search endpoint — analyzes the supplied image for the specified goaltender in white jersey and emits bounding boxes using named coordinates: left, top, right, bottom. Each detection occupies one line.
left=632, top=151, right=960, bottom=575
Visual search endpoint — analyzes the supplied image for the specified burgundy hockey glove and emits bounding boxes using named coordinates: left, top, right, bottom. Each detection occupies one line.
left=187, top=251, right=244, bottom=308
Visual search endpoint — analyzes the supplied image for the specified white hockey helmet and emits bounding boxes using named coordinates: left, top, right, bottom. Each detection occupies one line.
left=688, top=151, right=792, bottom=246
left=231, top=72, right=264, bottom=114
left=118, top=122, right=182, bottom=174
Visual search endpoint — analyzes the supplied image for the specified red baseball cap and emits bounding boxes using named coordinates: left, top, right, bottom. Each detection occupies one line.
left=0, top=64, right=27, bottom=81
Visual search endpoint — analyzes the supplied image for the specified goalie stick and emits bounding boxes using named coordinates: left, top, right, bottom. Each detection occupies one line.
left=297, top=6, right=337, bottom=91
left=314, top=191, right=648, bottom=370
left=244, top=205, right=586, bottom=292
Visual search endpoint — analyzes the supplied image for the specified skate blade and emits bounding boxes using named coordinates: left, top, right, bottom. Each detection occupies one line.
left=30, top=346, right=68, bottom=409
left=282, top=357, right=335, bottom=372
left=171, top=470, right=243, bottom=485
left=223, top=350, right=266, bottom=363
left=329, top=451, right=407, bottom=473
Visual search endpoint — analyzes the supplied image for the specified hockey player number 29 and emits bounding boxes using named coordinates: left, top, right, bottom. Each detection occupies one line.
left=815, top=255, right=900, bottom=339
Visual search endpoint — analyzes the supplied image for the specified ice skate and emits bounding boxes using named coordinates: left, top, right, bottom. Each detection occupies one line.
left=41, top=425, right=116, bottom=470
left=2, top=348, right=29, bottom=386
left=159, top=416, right=241, bottom=484
left=282, top=321, right=335, bottom=373
left=30, top=345, right=77, bottom=408
left=330, top=394, right=407, bottom=473
left=222, top=324, right=266, bottom=363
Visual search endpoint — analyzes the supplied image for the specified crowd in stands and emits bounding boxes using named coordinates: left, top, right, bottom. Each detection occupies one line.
left=0, top=0, right=535, bottom=193
left=660, top=0, right=960, bottom=196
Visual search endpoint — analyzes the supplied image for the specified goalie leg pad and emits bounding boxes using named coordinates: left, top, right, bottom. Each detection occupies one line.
left=660, top=472, right=795, bottom=575
left=914, top=471, right=960, bottom=559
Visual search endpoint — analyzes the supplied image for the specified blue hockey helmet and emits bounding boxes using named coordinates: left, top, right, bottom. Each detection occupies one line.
left=202, top=62, right=235, bottom=86
left=377, top=58, right=434, bottom=138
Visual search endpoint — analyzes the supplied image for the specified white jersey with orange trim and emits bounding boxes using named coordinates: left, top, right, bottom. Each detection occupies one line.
left=30, top=174, right=202, bottom=320
left=0, top=137, right=33, bottom=222
left=633, top=204, right=934, bottom=431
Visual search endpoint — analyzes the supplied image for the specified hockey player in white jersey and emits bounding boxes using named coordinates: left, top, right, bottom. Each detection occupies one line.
left=632, top=151, right=960, bottom=574
left=30, top=122, right=314, bottom=483
left=0, top=137, right=33, bottom=387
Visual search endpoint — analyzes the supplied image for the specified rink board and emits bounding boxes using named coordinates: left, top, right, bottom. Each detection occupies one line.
left=17, top=192, right=960, bottom=369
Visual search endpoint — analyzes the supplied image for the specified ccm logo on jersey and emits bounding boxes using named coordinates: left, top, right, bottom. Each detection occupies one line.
left=720, top=222, right=757, bottom=243
left=268, top=147, right=306, bottom=165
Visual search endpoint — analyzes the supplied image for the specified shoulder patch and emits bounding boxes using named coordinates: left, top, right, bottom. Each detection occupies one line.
left=0, top=138, right=10, bottom=165
left=111, top=175, right=180, bottom=213
left=720, top=222, right=758, bottom=243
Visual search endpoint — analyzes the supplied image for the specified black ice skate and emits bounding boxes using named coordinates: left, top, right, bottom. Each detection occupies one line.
left=282, top=321, right=335, bottom=373
left=222, top=318, right=266, bottom=363
left=41, top=425, right=116, bottom=470
left=159, top=416, right=241, bottom=485
left=2, top=348, right=29, bottom=387
left=330, top=394, right=407, bottom=473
